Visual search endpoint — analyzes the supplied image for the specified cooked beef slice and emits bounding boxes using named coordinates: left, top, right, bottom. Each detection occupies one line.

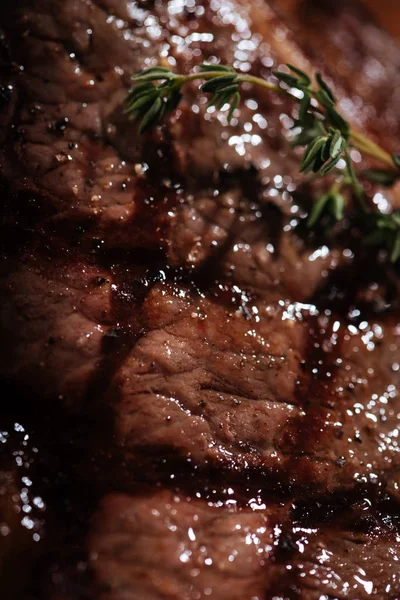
left=87, top=491, right=279, bottom=600
left=1, top=0, right=398, bottom=260
left=3, top=252, right=400, bottom=495
left=271, top=495, right=400, bottom=600
left=1, top=0, right=400, bottom=598
left=0, top=256, right=113, bottom=407
left=45, top=489, right=400, bottom=600
left=113, top=280, right=400, bottom=494
left=0, top=0, right=299, bottom=250
left=276, top=523, right=400, bottom=599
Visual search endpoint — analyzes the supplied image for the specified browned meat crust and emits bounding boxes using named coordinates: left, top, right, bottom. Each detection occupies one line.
left=1, top=1, right=400, bottom=598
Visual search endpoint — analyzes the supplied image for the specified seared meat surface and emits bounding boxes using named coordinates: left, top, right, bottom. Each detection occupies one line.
left=1, top=0, right=400, bottom=598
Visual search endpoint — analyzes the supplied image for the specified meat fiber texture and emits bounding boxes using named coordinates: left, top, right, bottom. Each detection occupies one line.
left=0, top=0, right=400, bottom=598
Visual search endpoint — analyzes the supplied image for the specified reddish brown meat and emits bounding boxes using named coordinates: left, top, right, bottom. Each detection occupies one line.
left=1, top=1, right=400, bottom=599
left=46, top=489, right=400, bottom=600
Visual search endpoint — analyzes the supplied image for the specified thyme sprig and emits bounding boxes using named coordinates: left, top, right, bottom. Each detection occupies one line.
left=125, top=63, right=400, bottom=262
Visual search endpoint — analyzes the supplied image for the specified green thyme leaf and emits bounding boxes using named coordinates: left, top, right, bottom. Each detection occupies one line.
left=331, top=191, right=346, bottom=221
left=315, top=88, right=335, bottom=108
left=316, top=73, right=336, bottom=104
left=273, top=70, right=301, bottom=88
left=212, top=92, right=230, bottom=110
left=125, top=92, right=156, bottom=116
left=199, top=63, right=235, bottom=73
left=364, top=211, right=400, bottom=262
left=287, top=64, right=311, bottom=86
left=320, top=154, right=342, bottom=175
left=326, top=107, right=350, bottom=136
left=329, top=130, right=345, bottom=159
left=132, top=67, right=177, bottom=83
left=201, top=74, right=238, bottom=93
left=127, top=81, right=153, bottom=97
left=201, top=74, right=241, bottom=119
left=309, top=155, right=323, bottom=174
left=308, top=188, right=346, bottom=227
left=139, top=97, right=163, bottom=133
left=228, top=92, right=241, bottom=122
left=300, top=136, right=328, bottom=172
left=123, top=62, right=400, bottom=262
left=292, top=116, right=326, bottom=147
left=166, top=89, right=183, bottom=112
left=321, top=136, right=331, bottom=162
left=308, top=192, right=330, bottom=227
left=298, top=93, right=311, bottom=122
left=210, top=85, right=238, bottom=109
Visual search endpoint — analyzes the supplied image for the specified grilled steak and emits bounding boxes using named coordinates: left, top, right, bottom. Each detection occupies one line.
left=1, top=0, right=400, bottom=598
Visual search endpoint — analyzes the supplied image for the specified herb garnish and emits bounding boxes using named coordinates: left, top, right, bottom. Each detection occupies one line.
left=125, top=63, right=400, bottom=262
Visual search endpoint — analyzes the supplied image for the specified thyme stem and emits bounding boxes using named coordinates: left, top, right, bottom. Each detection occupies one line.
left=190, top=72, right=394, bottom=168
left=124, top=62, right=400, bottom=261
left=165, top=70, right=395, bottom=168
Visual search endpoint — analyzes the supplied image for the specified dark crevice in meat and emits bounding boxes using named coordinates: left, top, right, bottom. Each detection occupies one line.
left=311, top=257, right=400, bottom=320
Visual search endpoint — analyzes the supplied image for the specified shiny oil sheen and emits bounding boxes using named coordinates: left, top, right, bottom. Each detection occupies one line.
left=0, top=0, right=400, bottom=599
